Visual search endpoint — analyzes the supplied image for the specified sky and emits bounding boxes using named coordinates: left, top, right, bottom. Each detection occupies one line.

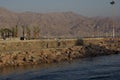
left=0, top=0, right=120, bottom=17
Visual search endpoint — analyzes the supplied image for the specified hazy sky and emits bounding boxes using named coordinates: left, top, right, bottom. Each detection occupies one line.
left=0, top=0, right=120, bottom=17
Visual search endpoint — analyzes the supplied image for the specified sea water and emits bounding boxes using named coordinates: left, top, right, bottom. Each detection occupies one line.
left=0, top=54, right=120, bottom=80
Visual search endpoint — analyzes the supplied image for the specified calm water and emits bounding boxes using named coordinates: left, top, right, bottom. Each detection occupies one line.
left=0, top=54, right=120, bottom=80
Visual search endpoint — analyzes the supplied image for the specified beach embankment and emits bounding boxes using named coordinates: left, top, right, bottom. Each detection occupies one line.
left=0, top=38, right=120, bottom=67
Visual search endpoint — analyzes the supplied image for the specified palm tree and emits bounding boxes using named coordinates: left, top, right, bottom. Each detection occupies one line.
left=11, top=25, right=18, bottom=38
left=12, top=27, right=15, bottom=37
left=0, top=28, right=12, bottom=40
left=0, top=28, right=5, bottom=39
left=33, top=26, right=40, bottom=39
left=21, top=25, right=25, bottom=38
left=15, top=25, right=18, bottom=37
left=26, top=26, right=31, bottom=40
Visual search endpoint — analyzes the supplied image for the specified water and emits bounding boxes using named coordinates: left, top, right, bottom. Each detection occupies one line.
left=0, top=54, right=120, bottom=80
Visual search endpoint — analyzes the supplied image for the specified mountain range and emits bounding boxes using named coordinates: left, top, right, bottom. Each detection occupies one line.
left=0, top=7, right=120, bottom=38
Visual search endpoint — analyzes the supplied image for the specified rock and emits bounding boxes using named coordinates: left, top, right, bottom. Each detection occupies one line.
left=0, top=39, right=120, bottom=67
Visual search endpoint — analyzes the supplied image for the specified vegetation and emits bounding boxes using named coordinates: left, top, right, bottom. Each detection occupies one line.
left=0, top=28, right=12, bottom=40
left=26, top=26, right=31, bottom=40
left=15, top=25, right=18, bottom=37
left=0, top=25, right=41, bottom=40
left=12, top=25, right=18, bottom=38
left=21, top=25, right=25, bottom=38
left=33, top=26, right=40, bottom=39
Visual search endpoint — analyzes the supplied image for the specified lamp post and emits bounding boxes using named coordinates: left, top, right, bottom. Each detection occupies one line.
left=110, top=0, right=115, bottom=38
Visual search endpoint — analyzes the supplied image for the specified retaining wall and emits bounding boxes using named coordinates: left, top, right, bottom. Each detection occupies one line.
left=0, top=38, right=119, bottom=67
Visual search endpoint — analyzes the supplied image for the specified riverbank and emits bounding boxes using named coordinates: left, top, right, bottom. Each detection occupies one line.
left=0, top=38, right=120, bottom=68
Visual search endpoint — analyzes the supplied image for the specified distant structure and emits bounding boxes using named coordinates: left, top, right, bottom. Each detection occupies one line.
left=110, top=0, right=115, bottom=38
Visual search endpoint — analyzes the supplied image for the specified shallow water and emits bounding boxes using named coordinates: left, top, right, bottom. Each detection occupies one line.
left=0, top=54, right=120, bottom=80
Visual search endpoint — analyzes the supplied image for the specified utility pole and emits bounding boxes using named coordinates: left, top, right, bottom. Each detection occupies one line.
left=110, top=0, right=115, bottom=38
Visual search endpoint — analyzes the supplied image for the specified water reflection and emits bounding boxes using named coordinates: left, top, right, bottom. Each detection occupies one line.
left=0, top=54, right=120, bottom=80
left=0, top=61, right=73, bottom=76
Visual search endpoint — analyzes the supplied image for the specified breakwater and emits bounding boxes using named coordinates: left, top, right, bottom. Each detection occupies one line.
left=0, top=38, right=120, bottom=67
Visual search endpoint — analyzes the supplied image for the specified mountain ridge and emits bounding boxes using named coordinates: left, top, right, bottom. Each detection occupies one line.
left=0, top=7, right=119, bottom=37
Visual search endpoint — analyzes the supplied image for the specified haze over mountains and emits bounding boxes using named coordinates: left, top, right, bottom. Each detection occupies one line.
left=0, top=7, right=120, bottom=37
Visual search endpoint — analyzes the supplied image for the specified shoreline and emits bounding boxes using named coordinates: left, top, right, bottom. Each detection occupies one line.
left=0, top=38, right=120, bottom=68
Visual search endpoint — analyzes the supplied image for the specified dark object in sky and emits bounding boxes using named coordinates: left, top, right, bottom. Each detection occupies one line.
left=110, top=1, right=115, bottom=5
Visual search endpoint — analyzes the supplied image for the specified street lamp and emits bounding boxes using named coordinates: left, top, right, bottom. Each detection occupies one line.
left=110, top=0, right=115, bottom=5
left=110, top=0, right=115, bottom=38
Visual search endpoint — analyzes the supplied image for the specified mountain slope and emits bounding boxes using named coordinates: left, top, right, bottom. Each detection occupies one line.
left=0, top=7, right=119, bottom=37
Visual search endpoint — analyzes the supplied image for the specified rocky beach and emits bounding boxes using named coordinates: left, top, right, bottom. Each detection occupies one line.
left=0, top=38, right=119, bottom=68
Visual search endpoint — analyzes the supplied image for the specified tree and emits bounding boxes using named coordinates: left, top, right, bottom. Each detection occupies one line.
left=11, top=25, right=18, bottom=38
left=26, top=26, right=31, bottom=40
left=33, top=26, right=40, bottom=39
left=12, top=27, right=15, bottom=37
left=0, top=28, right=5, bottom=39
left=0, top=28, right=12, bottom=40
left=4, top=28, right=12, bottom=38
left=21, top=25, right=25, bottom=37
left=15, top=25, right=18, bottom=37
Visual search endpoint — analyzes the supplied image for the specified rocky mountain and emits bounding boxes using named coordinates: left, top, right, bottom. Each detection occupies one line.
left=0, top=7, right=119, bottom=38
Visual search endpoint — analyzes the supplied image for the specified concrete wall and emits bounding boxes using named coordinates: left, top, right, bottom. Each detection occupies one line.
left=0, top=39, right=78, bottom=52
left=0, top=38, right=119, bottom=53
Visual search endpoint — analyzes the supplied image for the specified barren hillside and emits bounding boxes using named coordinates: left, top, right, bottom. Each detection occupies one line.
left=0, top=7, right=119, bottom=37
